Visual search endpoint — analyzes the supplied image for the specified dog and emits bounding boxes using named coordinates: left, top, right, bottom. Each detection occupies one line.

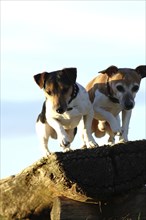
left=86, top=65, right=146, bottom=144
left=34, top=67, right=97, bottom=155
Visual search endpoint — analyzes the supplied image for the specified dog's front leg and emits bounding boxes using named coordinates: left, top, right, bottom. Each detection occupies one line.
left=47, top=118, right=70, bottom=150
left=81, top=109, right=98, bottom=148
left=106, top=114, right=121, bottom=145
left=119, top=110, right=132, bottom=142
left=93, top=104, right=121, bottom=135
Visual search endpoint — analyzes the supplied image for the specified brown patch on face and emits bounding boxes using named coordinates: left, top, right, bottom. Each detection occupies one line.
left=86, top=74, right=113, bottom=102
left=44, top=81, right=73, bottom=113
left=86, top=67, right=142, bottom=105
left=109, top=69, right=141, bottom=95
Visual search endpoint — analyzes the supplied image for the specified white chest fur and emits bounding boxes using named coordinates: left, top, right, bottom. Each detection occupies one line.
left=45, top=83, right=92, bottom=129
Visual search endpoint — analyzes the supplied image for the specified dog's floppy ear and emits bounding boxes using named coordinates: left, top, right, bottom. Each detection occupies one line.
left=33, top=72, right=47, bottom=88
left=135, top=65, right=146, bottom=79
left=62, top=68, right=77, bottom=84
left=99, top=65, right=118, bottom=77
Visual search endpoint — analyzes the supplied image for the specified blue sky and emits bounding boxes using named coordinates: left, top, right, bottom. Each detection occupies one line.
left=1, top=1, right=146, bottom=178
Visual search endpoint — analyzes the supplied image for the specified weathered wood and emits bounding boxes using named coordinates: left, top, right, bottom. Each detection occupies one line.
left=0, top=140, right=146, bottom=219
left=50, top=188, right=146, bottom=220
left=50, top=197, right=101, bottom=220
left=102, top=186, right=146, bottom=219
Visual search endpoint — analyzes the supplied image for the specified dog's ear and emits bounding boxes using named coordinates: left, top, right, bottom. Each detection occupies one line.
left=33, top=72, right=47, bottom=88
left=62, top=68, right=77, bottom=84
left=99, top=65, right=118, bottom=77
left=135, top=65, right=146, bottom=79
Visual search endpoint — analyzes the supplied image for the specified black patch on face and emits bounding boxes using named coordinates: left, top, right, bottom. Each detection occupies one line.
left=37, top=101, right=46, bottom=123
left=44, top=71, right=74, bottom=93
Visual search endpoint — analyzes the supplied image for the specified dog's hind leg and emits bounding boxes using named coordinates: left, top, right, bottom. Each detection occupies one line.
left=40, top=137, right=50, bottom=156
left=36, top=120, right=51, bottom=156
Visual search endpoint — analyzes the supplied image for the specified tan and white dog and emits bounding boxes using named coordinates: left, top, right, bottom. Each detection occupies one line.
left=34, top=67, right=97, bottom=155
left=86, top=65, right=146, bottom=144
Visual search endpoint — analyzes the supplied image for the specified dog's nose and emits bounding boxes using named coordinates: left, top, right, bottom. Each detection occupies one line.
left=124, top=100, right=134, bottom=110
left=56, top=107, right=64, bottom=114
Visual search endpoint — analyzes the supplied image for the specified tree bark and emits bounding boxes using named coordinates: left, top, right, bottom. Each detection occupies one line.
left=0, top=140, right=146, bottom=220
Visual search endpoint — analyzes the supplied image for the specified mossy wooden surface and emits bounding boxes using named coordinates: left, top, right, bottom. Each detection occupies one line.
left=0, top=140, right=146, bottom=219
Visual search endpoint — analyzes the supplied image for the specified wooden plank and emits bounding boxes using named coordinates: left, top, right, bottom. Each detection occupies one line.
left=51, top=187, right=146, bottom=220
left=50, top=197, right=101, bottom=220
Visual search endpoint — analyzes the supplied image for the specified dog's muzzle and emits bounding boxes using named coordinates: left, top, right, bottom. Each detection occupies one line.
left=124, top=100, right=134, bottom=110
left=56, top=106, right=73, bottom=114
left=56, top=107, right=65, bottom=114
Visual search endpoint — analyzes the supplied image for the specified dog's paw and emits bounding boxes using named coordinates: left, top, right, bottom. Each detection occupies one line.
left=119, top=130, right=128, bottom=142
left=86, top=140, right=99, bottom=148
left=110, top=123, right=121, bottom=135
left=59, top=135, right=70, bottom=148
left=81, top=144, right=87, bottom=149
left=108, top=136, right=115, bottom=145
left=45, top=151, right=51, bottom=156
left=61, top=141, right=72, bottom=152
left=119, top=136, right=128, bottom=143
left=63, top=146, right=72, bottom=152
left=42, top=146, right=51, bottom=157
left=118, top=139, right=126, bottom=143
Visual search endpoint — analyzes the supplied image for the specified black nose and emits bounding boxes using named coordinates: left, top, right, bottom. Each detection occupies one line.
left=124, top=101, right=134, bottom=110
left=56, top=107, right=64, bottom=114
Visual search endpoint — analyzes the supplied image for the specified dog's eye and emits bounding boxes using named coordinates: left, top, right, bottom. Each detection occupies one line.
left=132, top=85, right=139, bottom=92
left=116, top=85, right=125, bottom=92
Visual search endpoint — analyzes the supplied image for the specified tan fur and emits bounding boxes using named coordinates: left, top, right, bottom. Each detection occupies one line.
left=86, top=65, right=146, bottom=144
left=86, top=74, right=109, bottom=102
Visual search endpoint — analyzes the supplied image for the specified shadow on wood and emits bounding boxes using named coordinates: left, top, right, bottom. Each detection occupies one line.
left=0, top=140, right=146, bottom=219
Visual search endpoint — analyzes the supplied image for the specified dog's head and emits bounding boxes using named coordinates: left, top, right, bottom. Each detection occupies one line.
left=99, top=65, right=146, bottom=110
left=34, top=68, right=77, bottom=114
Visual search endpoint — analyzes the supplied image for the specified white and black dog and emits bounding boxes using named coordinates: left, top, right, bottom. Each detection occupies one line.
left=34, top=67, right=97, bottom=155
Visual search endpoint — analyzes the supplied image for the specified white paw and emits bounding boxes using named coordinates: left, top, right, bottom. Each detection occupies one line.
left=86, top=140, right=99, bottom=148
left=108, top=136, right=115, bottom=145
left=59, top=135, right=70, bottom=148
left=119, top=136, right=128, bottom=143
left=45, top=151, right=51, bottom=156
left=118, top=139, right=126, bottom=143
left=62, top=146, right=72, bottom=152
left=119, top=130, right=128, bottom=142
left=81, top=144, right=87, bottom=149
left=110, top=122, right=121, bottom=135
